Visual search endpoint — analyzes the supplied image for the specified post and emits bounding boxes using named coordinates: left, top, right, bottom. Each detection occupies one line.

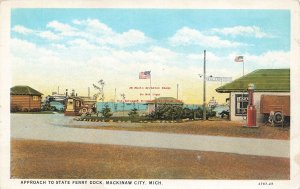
left=203, top=50, right=206, bottom=121
left=150, top=76, right=152, bottom=101
left=243, top=59, right=245, bottom=77
left=114, top=88, right=117, bottom=111
left=114, top=88, right=116, bottom=102
left=241, top=58, right=246, bottom=119
left=177, top=84, right=179, bottom=100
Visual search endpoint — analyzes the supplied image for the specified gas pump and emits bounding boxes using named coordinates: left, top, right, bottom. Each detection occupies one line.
left=246, top=83, right=257, bottom=127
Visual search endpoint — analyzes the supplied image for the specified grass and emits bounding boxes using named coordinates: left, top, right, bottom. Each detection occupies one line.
left=11, top=139, right=289, bottom=179
left=66, top=120, right=290, bottom=140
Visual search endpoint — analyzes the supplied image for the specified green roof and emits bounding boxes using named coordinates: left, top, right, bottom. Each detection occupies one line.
left=11, top=85, right=43, bottom=96
left=148, top=97, right=183, bottom=105
left=216, top=69, right=290, bottom=93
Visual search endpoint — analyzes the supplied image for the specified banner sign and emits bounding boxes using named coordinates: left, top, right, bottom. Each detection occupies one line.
left=206, top=77, right=232, bottom=82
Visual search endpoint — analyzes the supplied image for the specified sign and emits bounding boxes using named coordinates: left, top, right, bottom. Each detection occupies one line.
left=235, top=94, right=249, bottom=116
left=206, top=77, right=232, bottom=82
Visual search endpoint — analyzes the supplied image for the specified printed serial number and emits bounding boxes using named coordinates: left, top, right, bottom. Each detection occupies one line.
left=258, top=182, right=274, bottom=186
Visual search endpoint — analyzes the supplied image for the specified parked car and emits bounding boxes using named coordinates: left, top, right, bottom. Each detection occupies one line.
left=50, top=101, right=65, bottom=111
left=213, top=105, right=230, bottom=118
left=219, top=110, right=230, bottom=118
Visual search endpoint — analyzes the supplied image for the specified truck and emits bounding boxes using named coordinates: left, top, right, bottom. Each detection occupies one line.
left=260, top=95, right=290, bottom=125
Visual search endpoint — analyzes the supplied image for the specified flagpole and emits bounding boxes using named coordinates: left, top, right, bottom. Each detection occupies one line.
left=243, top=59, right=244, bottom=77
left=242, top=57, right=246, bottom=120
left=150, top=74, right=152, bottom=101
left=203, top=50, right=206, bottom=121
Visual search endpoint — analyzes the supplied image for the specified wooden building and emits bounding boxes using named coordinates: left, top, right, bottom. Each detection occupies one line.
left=10, top=85, right=43, bottom=111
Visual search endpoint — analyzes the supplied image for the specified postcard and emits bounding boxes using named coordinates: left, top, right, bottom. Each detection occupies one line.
left=1, top=0, right=300, bottom=189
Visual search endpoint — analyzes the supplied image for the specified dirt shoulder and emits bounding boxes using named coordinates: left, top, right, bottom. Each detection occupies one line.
left=67, top=120, right=289, bottom=140
left=11, top=139, right=289, bottom=179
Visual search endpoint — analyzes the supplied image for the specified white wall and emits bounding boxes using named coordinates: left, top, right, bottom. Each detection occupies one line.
left=230, top=92, right=290, bottom=122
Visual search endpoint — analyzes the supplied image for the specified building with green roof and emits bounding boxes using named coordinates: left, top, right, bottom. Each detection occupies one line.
left=10, top=85, right=43, bottom=111
left=216, top=69, right=290, bottom=122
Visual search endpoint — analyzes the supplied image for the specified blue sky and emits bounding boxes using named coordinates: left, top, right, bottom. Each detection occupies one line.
left=11, top=9, right=290, bottom=54
left=10, top=9, right=290, bottom=104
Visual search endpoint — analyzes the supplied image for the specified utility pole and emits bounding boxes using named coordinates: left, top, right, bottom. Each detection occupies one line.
left=121, top=93, right=125, bottom=116
left=114, top=88, right=117, bottom=111
left=203, top=50, right=206, bottom=121
left=176, top=84, right=179, bottom=100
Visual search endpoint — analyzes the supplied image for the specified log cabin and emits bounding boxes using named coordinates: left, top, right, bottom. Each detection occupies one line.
left=10, top=85, right=43, bottom=111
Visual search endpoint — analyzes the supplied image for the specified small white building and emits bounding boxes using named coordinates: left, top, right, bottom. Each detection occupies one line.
left=216, top=69, right=290, bottom=122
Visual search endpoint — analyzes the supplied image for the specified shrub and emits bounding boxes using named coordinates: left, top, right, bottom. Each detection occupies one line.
left=10, top=104, right=21, bottom=112
left=147, top=105, right=215, bottom=121
left=147, top=104, right=183, bottom=120
left=128, top=108, right=139, bottom=122
left=101, top=104, right=113, bottom=119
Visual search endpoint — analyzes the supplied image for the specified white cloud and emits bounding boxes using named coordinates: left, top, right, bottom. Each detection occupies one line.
left=11, top=19, right=152, bottom=51
left=74, top=19, right=151, bottom=48
left=112, top=29, right=150, bottom=47
left=38, top=31, right=60, bottom=41
left=245, top=51, right=290, bottom=67
left=47, top=20, right=78, bottom=36
left=77, top=19, right=114, bottom=35
left=211, top=26, right=273, bottom=38
left=186, top=50, right=290, bottom=79
left=169, top=27, right=246, bottom=48
left=12, top=25, right=60, bottom=41
left=46, top=19, right=152, bottom=48
left=68, top=38, right=98, bottom=49
left=10, top=38, right=56, bottom=59
left=51, top=44, right=67, bottom=50
left=12, top=25, right=33, bottom=34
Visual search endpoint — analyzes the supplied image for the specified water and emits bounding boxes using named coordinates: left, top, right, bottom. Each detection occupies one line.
left=96, top=102, right=148, bottom=112
left=96, top=102, right=202, bottom=112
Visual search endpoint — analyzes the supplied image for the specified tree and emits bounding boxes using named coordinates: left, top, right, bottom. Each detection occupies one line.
left=93, top=79, right=105, bottom=117
left=128, top=108, right=139, bottom=122
left=101, top=104, right=113, bottom=119
left=120, top=93, right=126, bottom=116
left=93, top=79, right=105, bottom=101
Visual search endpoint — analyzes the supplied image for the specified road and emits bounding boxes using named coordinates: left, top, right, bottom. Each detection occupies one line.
left=11, top=114, right=289, bottom=158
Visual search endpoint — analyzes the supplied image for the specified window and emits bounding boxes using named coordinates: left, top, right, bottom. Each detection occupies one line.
left=32, top=96, right=39, bottom=101
left=235, top=94, right=248, bottom=116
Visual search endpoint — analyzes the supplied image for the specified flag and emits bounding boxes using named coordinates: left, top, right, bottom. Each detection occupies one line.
left=139, top=71, right=151, bottom=79
left=234, top=56, right=244, bottom=62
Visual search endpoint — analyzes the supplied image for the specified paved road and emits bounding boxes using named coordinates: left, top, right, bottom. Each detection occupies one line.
left=11, top=114, right=289, bottom=158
